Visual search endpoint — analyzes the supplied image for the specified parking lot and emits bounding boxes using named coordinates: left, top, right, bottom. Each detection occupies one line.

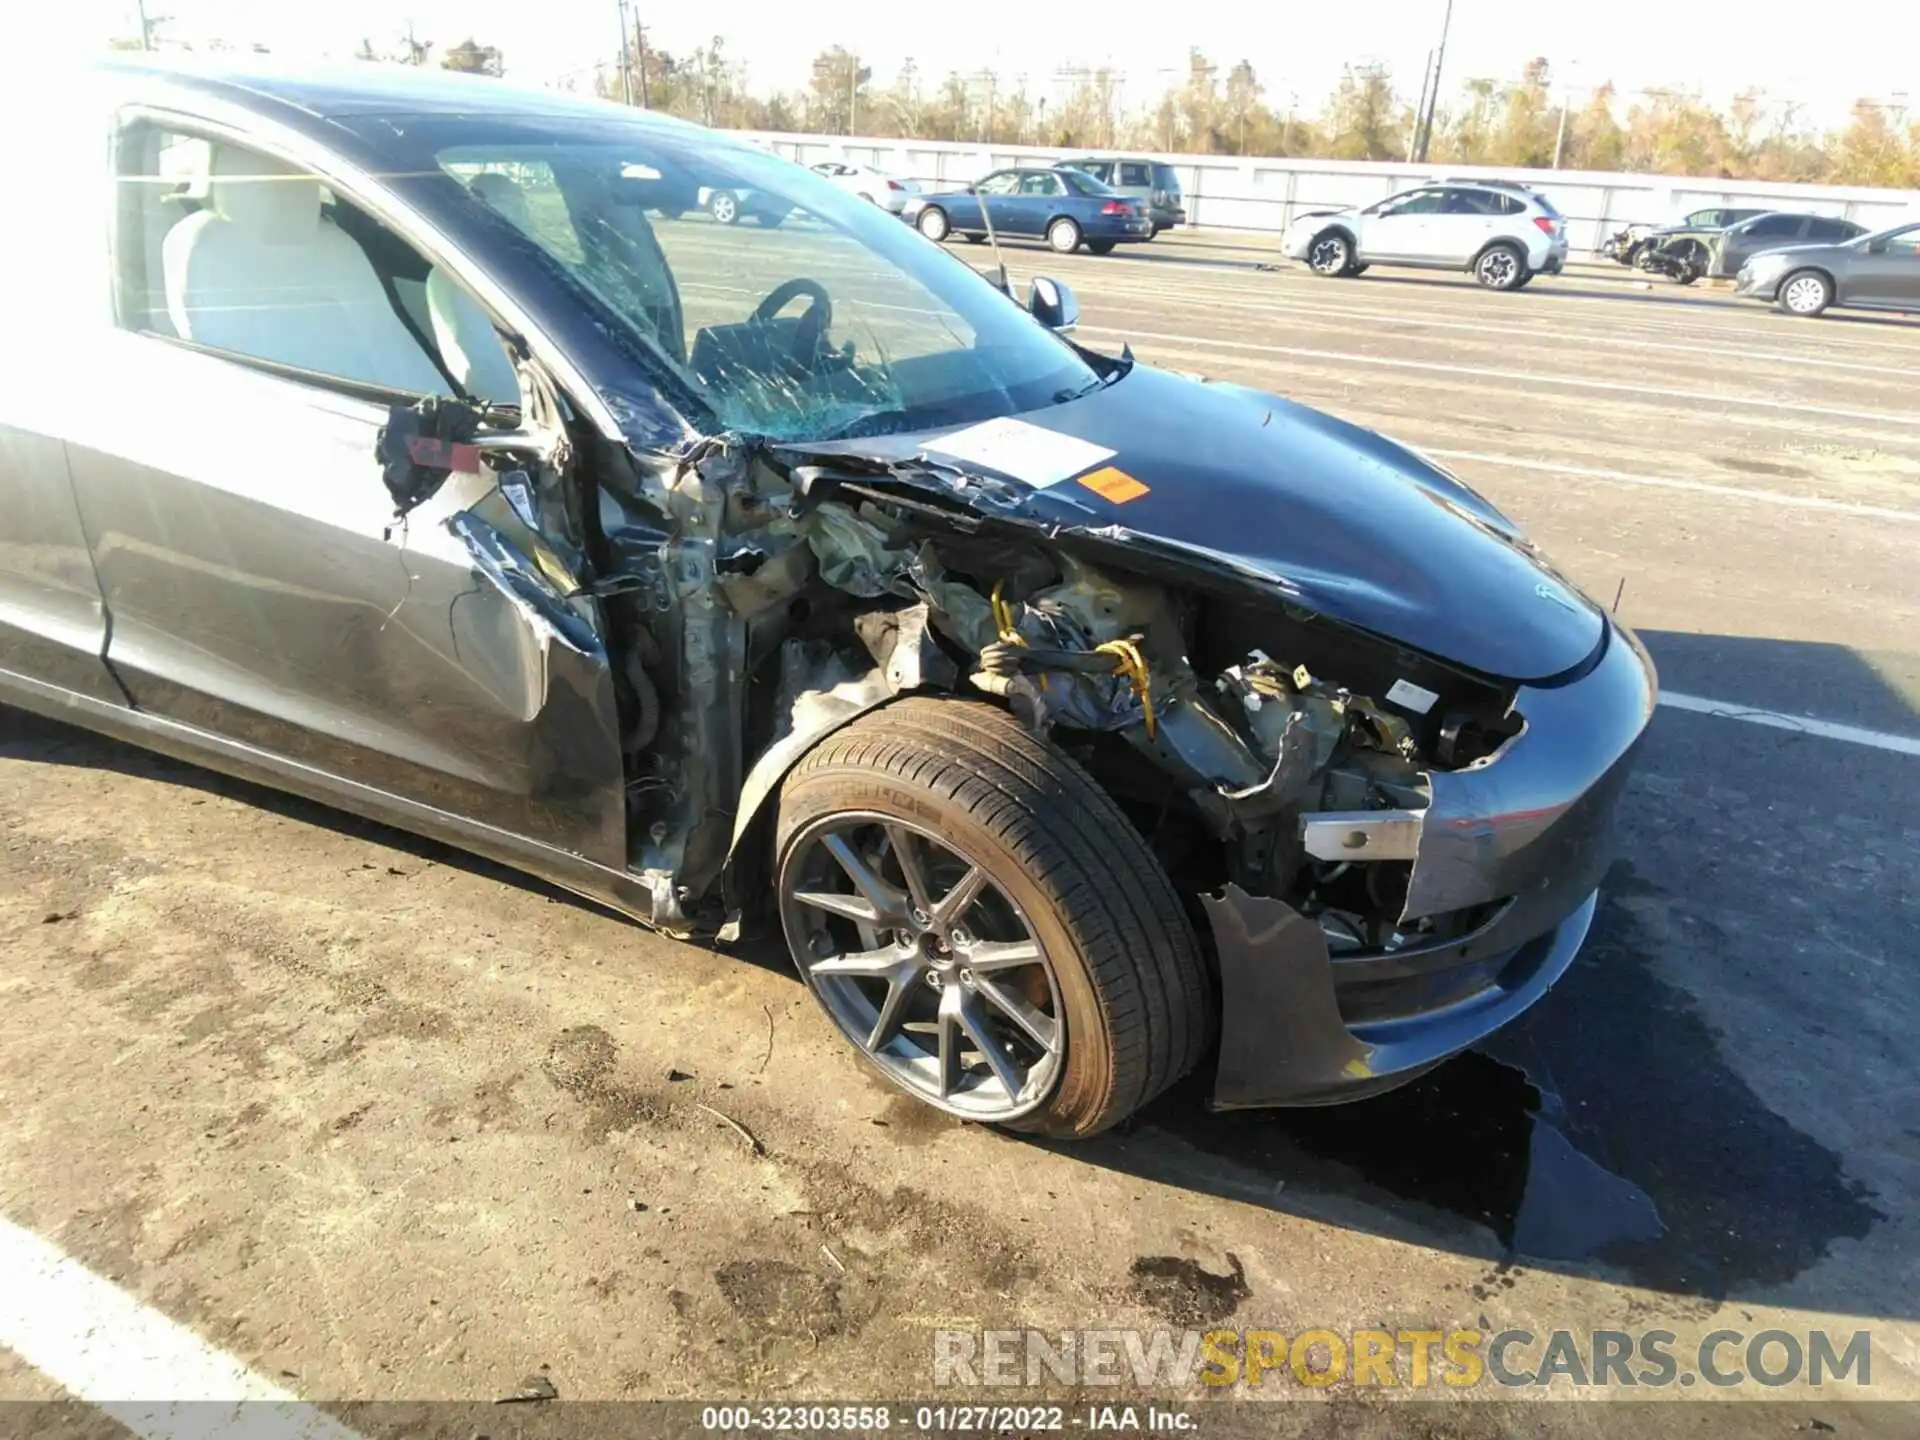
left=3, top=226, right=1918, bottom=1430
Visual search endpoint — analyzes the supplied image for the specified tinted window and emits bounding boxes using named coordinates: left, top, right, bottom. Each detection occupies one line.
left=1152, top=164, right=1181, bottom=193
left=1805, top=218, right=1855, bottom=242
left=1018, top=171, right=1063, bottom=196
left=1118, top=162, right=1151, bottom=186
left=1067, top=161, right=1112, bottom=182
left=1746, top=215, right=1804, bottom=237
left=1881, top=226, right=1920, bottom=255
left=975, top=171, right=1019, bottom=195
left=1442, top=189, right=1502, bottom=215
left=1529, top=192, right=1561, bottom=218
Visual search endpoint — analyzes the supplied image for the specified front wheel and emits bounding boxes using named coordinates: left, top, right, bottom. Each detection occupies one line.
left=1776, top=269, right=1833, bottom=317
left=1306, top=230, right=1355, bottom=277
left=1086, top=239, right=1116, bottom=255
left=1047, top=217, right=1083, bottom=254
left=1474, top=243, right=1528, bottom=290
left=916, top=206, right=951, bottom=242
left=775, top=699, right=1211, bottom=1138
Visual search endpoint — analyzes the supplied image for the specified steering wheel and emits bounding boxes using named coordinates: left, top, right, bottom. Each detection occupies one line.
left=752, top=277, right=833, bottom=365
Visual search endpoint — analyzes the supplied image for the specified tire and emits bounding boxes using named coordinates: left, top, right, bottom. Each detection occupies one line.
left=1776, top=268, right=1833, bottom=317
left=1086, top=239, right=1116, bottom=255
left=962, top=233, right=986, bottom=244
left=1509, top=271, right=1534, bottom=290
left=1306, top=229, right=1355, bottom=277
left=1473, top=242, right=1528, bottom=290
left=708, top=191, right=740, bottom=225
left=916, top=206, right=950, bottom=242
left=1047, top=217, right=1082, bottom=254
left=1350, top=263, right=1370, bottom=276
left=1671, top=242, right=1705, bottom=286
left=774, top=698, right=1211, bottom=1139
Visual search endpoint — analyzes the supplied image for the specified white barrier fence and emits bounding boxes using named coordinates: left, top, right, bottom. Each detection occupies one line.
left=736, top=130, right=1920, bottom=255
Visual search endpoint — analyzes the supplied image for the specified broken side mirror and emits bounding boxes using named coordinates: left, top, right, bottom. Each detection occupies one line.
left=1027, top=276, right=1079, bottom=332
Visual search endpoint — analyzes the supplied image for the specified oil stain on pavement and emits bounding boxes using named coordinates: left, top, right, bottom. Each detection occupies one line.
left=1078, top=861, right=1883, bottom=1307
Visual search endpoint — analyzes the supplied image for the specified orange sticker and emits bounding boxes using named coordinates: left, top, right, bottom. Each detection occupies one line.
left=1078, top=466, right=1150, bottom=504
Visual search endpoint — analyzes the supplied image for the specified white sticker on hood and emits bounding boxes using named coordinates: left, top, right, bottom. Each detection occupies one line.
left=1386, top=678, right=1440, bottom=715
left=919, top=418, right=1115, bottom=489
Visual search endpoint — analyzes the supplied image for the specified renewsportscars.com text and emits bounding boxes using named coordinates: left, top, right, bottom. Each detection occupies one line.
left=934, top=1327, right=1875, bottom=1390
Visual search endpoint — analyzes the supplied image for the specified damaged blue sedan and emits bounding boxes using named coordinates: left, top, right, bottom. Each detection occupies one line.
left=0, top=59, right=1655, bottom=1136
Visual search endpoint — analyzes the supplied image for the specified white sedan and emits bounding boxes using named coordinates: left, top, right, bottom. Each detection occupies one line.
left=809, top=160, right=919, bottom=213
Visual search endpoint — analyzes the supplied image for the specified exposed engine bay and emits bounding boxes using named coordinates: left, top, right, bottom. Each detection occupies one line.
left=564, top=428, right=1527, bottom=957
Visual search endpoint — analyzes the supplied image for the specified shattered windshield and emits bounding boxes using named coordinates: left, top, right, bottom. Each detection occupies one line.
left=432, top=129, right=1098, bottom=442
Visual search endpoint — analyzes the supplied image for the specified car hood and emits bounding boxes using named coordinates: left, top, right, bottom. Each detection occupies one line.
left=804, top=366, right=1603, bottom=682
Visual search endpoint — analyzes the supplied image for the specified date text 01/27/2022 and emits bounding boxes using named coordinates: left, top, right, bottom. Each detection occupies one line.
left=698, top=1404, right=1198, bottom=1431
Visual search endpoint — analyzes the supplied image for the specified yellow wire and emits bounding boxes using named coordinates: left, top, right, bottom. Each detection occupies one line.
left=1096, top=638, right=1156, bottom=738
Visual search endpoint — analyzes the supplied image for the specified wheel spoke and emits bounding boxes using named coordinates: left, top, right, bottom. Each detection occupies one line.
left=884, top=824, right=936, bottom=918
left=935, top=987, right=963, bottom=1099
left=822, top=833, right=907, bottom=923
left=792, top=889, right=884, bottom=926
left=809, top=944, right=904, bottom=978
left=957, top=993, right=1026, bottom=1099
left=866, top=977, right=914, bottom=1050
left=974, top=976, right=1060, bottom=1055
left=964, top=938, right=1041, bottom=972
left=931, top=864, right=988, bottom=929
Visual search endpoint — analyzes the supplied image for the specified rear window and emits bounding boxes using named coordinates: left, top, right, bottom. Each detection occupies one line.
left=1066, top=160, right=1112, bottom=182
left=1529, top=192, right=1561, bottom=218
left=1118, top=162, right=1151, bottom=186
left=1152, top=163, right=1181, bottom=194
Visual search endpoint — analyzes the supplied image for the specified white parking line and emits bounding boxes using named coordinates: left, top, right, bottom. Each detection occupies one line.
left=1660, top=692, right=1920, bottom=757
left=1418, top=449, right=1920, bottom=524
left=0, top=1214, right=361, bottom=1440
left=1077, top=325, right=1920, bottom=428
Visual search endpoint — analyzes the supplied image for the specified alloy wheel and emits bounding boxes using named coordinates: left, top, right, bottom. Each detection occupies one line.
left=918, top=208, right=949, bottom=242
left=710, top=192, right=738, bottom=224
left=1478, top=249, right=1519, bottom=288
left=778, top=813, right=1065, bottom=1122
left=1308, top=236, right=1349, bottom=274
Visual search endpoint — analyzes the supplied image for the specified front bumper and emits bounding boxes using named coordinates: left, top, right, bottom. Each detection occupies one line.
left=1734, top=267, right=1781, bottom=299
left=1207, top=619, right=1657, bottom=1108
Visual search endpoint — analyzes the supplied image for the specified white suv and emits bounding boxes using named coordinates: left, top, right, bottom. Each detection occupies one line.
left=1284, top=182, right=1569, bottom=290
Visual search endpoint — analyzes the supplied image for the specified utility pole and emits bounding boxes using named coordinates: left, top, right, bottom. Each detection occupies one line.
left=848, top=52, right=858, bottom=136
left=615, top=0, right=633, bottom=105
left=135, top=0, right=156, bottom=50
left=1409, top=48, right=1433, bottom=161
left=1414, top=0, right=1454, bottom=163
left=1553, top=88, right=1571, bottom=168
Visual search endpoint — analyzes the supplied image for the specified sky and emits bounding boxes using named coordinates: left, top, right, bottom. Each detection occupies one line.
left=37, top=0, right=1920, bottom=130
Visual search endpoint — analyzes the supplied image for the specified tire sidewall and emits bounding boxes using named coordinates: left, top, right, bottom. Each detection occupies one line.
left=1048, top=218, right=1081, bottom=253
left=917, top=207, right=950, bottom=242
left=775, top=758, right=1117, bottom=1135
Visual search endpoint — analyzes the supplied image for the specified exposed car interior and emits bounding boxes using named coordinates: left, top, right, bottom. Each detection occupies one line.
left=117, top=129, right=521, bottom=405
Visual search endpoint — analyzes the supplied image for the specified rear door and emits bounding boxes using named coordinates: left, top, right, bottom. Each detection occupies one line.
left=1015, top=170, right=1067, bottom=235
left=1425, top=188, right=1504, bottom=264
left=64, top=113, right=628, bottom=864
left=1725, top=213, right=1808, bottom=271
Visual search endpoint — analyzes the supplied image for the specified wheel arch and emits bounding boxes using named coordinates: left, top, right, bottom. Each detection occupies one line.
left=1780, top=263, right=1838, bottom=304
left=1469, top=235, right=1528, bottom=269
